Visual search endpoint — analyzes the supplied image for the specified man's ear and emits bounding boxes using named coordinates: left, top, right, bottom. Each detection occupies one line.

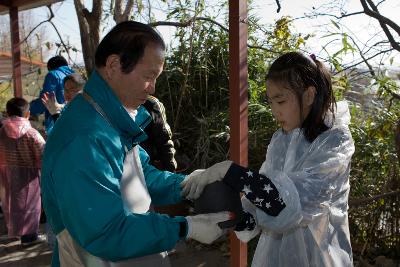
left=104, top=55, right=121, bottom=80
left=303, top=86, right=316, bottom=106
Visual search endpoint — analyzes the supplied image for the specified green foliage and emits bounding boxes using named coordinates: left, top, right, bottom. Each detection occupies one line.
left=267, top=17, right=303, bottom=51
left=0, top=68, right=45, bottom=113
left=350, top=104, right=399, bottom=197
left=348, top=91, right=400, bottom=257
left=155, top=4, right=302, bottom=170
left=0, top=82, right=13, bottom=113
left=332, top=73, right=350, bottom=100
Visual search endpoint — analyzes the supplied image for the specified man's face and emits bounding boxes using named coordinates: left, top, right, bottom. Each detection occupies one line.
left=108, top=44, right=165, bottom=111
left=64, top=80, right=83, bottom=102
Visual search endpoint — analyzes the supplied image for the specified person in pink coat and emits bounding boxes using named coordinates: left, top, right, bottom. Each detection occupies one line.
left=0, top=97, right=45, bottom=245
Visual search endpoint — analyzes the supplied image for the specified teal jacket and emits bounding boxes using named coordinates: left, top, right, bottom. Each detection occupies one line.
left=41, top=70, right=186, bottom=266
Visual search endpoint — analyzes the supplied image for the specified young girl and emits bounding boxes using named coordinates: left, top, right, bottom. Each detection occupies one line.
left=182, top=51, right=355, bottom=266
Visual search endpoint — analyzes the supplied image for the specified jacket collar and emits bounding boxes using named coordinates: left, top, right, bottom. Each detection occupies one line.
left=83, top=70, right=151, bottom=146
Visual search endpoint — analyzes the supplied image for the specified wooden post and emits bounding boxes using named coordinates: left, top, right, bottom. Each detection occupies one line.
left=229, top=0, right=248, bottom=266
left=10, top=6, right=22, bottom=97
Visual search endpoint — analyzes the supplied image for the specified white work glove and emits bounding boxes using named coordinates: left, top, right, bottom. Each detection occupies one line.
left=41, top=91, right=64, bottom=115
left=181, top=160, right=232, bottom=200
left=185, top=211, right=231, bottom=244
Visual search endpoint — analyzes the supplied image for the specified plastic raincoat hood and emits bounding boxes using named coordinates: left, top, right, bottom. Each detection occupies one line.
left=2, top=117, right=31, bottom=139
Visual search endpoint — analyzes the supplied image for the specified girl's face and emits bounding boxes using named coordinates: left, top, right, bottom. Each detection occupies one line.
left=266, top=80, right=313, bottom=132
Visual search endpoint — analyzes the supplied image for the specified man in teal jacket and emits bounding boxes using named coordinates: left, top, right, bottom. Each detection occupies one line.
left=41, top=21, right=230, bottom=267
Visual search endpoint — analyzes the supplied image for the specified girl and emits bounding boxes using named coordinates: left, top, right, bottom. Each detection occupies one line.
left=182, top=51, right=355, bottom=266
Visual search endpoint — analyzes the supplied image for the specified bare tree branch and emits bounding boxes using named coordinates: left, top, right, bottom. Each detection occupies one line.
left=150, top=17, right=282, bottom=53
left=74, top=0, right=103, bottom=75
left=114, top=0, right=134, bottom=23
left=150, top=16, right=228, bottom=32
left=339, top=11, right=365, bottom=18
left=122, top=0, right=135, bottom=21
left=18, top=6, right=74, bottom=64
left=339, top=36, right=400, bottom=102
left=275, top=0, right=281, bottom=13
left=363, top=0, right=400, bottom=33
left=335, top=48, right=394, bottom=74
left=349, top=190, right=400, bottom=207
left=48, top=20, right=73, bottom=61
left=147, top=0, right=151, bottom=22
left=364, top=40, right=390, bottom=54
left=18, top=6, right=53, bottom=45
left=307, top=10, right=365, bottom=20
left=307, top=0, right=399, bottom=64
left=346, top=34, right=376, bottom=76
left=360, top=0, right=400, bottom=52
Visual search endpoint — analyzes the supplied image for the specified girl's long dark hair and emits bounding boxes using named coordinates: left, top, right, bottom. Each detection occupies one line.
left=266, top=52, right=336, bottom=142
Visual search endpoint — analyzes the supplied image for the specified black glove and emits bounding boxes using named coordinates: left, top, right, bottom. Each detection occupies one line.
left=223, top=163, right=286, bottom=216
left=234, top=211, right=256, bottom=231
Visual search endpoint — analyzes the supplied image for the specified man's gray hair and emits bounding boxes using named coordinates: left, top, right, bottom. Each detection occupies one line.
left=64, top=73, right=86, bottom=86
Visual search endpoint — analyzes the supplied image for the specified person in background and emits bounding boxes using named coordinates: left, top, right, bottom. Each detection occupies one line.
left=40, top=72, right=85, bottom=248
left=182, top=52, right=355, bottom=267
left=41, top=72, right=85, bottom=123
left=30, top=55, right=74, bottom=133
left=140, top=95, right=177, bottom=172
left=140, top=96, right=185, bottom=217
left=41, top=21, right=230, bottom=267
left=0, top=97, right=45, bottom=245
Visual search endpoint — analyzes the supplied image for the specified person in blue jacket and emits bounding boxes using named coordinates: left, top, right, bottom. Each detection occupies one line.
left=30, top=55, right=74, bottom=134
left=41, top=21, right=230, bottom=267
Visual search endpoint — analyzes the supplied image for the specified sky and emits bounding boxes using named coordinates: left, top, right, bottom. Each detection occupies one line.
left=252, top=0, right=400, bottom=70
left=4, top=0, right=400, bottom=69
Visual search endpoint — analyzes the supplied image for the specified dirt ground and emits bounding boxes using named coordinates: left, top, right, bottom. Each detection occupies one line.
left=2, top=218, right=400, bottom=267
left=0, top=217, right=230, bottom=267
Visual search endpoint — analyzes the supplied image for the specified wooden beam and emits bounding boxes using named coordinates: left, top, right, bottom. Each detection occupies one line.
left=229, top=0, right=248, bottom=266
left=0, top=0, right=63, bottom=15
left=2, top=0, right=57, bottom=8
left=0, top=0, right=12, bottom=7
left=10, top=6, right=22, bottom=97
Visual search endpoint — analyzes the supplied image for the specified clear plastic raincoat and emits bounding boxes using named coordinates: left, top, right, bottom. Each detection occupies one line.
left=236, top=101, right=355, bottom=267
left=0, top=116, right=45, bottom=237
